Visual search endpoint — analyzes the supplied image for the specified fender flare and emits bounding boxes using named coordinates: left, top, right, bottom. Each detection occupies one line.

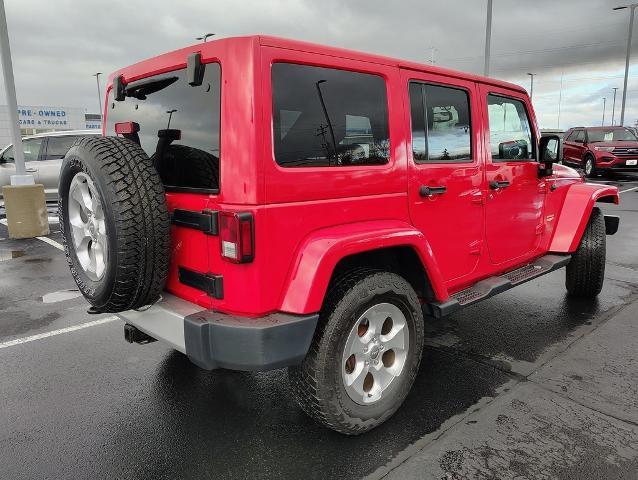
left=278, top=220, right=447, bottom=314
left=549, top=182, right=619, bottom=253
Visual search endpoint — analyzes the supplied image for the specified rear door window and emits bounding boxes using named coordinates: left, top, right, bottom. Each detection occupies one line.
left=409, top=82, right=472, bottom=163
left=44, top=136, right=78, bottom=159
left=106, top=63, right=221, bottom=192
left=272, top=63, right=390, bottom=167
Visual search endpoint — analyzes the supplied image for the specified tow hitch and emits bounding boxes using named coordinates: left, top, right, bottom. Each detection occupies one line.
left=124, top=324, right=157, bottom=345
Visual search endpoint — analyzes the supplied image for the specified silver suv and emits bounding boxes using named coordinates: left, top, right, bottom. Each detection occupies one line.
left=0, top=130, right=99, bottom=201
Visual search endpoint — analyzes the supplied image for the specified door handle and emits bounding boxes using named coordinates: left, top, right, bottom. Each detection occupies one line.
left=419, top=185, right=447, bottom=197
left=489, top=180, right=510, bottom=189
left=25, top=168, right=37, bottom=173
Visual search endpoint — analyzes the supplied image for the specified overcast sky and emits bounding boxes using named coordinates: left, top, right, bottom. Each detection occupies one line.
left=3, top=0, right=638, bottom=130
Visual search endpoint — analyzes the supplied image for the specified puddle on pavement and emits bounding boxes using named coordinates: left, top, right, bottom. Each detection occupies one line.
left=0, top=250, right=25, bottom=261
left=41, top=289, right=82, bottom=303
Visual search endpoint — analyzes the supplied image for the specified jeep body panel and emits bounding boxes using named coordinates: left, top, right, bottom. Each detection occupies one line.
left=549, top=182, right=619, bottom=253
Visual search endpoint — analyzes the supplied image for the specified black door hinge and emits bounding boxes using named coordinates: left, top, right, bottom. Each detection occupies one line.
left=178, top=267, right=223, bottom=299
left=172, top=209, right=218, bottom=235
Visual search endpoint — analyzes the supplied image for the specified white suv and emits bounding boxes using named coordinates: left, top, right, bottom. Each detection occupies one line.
left=0, top=130, right=100, bottom=201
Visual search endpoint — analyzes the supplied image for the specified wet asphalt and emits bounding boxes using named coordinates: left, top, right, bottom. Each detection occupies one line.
left=0, top=174, right=637, bottom=480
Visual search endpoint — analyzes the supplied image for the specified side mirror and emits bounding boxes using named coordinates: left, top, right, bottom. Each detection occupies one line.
left=538, top=134, right=562, bottom=177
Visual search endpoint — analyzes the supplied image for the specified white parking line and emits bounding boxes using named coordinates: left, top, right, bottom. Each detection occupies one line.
left=619, top=186, right=638, bottom=194
left=36, top=236, right=64, bottom=251
left=0, top=316, right=119, bottom=350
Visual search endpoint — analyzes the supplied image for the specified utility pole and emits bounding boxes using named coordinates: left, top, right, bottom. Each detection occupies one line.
left=612, top=87, right=619, bottom=125
left=602, top=97, right=607, bottom=126
left=0, top=0, right=26, bottom=180
left=93, top=72, right=102, bottom=120
left=614, top=4, right=638, bottom=125
left=557, top=71, right=564, bottom=129
left=483, top=0, right=493, bottom=76
left=428, top=46, right=437, bottom=65
left=527, top=73, right=535, bottom=100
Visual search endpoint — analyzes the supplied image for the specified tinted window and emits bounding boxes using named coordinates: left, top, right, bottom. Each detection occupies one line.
left=574, top=130, right=585, bottom=143
left=272, top=63, right=389, bottom=167
left=487, top=95, right=534, bottom=160
left=45, top=136, right=78, bottom=159
left=409, top=82, right=472, bottom=162
left=587, top=128, right=637, bottom=142
left=106, top=64, right=221, bottom=192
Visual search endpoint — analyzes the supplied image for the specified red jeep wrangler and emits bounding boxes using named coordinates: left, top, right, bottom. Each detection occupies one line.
left=58, top=36, right=620, bottom=435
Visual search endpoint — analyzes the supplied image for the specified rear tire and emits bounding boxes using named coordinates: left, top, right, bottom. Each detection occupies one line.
left=565, top=207, right=606, bottom=298
left=288, top=271, right=424, bottom=435
left=59, top=136, right=170, bottom=312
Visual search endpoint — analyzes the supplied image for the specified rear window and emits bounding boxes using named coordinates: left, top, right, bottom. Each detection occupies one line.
left=45, top=136, right=78, bottom=159
left=106, top=63, right=221, bottom=193
left=272, top=63, right=390, bottom=167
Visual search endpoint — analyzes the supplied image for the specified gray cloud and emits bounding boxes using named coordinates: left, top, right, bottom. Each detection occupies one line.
left=2, top=0, right=638, bottom=129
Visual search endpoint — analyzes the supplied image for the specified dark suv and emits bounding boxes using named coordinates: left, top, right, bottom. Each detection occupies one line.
left=562, top=126, right=638, bottom=177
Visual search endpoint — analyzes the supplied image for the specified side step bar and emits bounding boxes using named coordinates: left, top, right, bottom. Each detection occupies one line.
left=428, top=254, right=571, bottom=318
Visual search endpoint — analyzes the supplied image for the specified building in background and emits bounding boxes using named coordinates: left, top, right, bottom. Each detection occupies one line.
left=0, top=105, right=102, bottom=147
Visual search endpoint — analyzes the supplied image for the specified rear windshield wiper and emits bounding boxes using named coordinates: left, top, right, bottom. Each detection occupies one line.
left=124, top=76, right=178, bottom=100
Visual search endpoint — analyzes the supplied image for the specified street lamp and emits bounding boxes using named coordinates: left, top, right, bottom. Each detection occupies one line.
left=196, top=33, right=215, bottom=43
left=484, top=0, right=493, bottom=76
left=612, top=87, right=619, bottom=125
left=613, top=4, right=638, bottom=126
left=602, top=97, right=607, bottom=126
left=527, top=72, right=535, bottom=101
left=93, top=72, right=103, bottom=120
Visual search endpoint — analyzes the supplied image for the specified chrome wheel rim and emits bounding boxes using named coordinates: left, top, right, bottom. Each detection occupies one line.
left=341, top=302, right=409, bottom=405
left=585, top=158, right=593, bottom=175
left=67, top=172, right=108, bottom=281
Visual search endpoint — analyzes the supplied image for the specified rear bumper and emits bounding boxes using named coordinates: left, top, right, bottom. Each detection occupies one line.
left=116, top=293, right=319, bottom=371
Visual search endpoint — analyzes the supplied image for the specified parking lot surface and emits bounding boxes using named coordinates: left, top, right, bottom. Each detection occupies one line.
left=1, top=175, right=637, bottom=480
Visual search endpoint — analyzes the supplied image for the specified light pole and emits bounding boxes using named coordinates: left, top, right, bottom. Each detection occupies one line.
left=196, top=33, right=215, bottom=43
left=612, top=87, right=619, bottom=125
left=93, top=72, right=102, bottom=120
left=527, top=72, right=535, bottom=100
left=602, top=97, right=607, bottom=126
left=427, top=46, right=437, bottom=65
left=614, top=4, right=638, bottom=126
left=483, top=0, right=493, bottom=76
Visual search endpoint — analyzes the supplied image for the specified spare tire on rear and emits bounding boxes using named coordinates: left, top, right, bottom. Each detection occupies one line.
left=58, top=136, right=170, bottom=313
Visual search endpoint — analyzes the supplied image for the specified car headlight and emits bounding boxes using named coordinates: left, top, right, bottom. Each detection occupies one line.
left=594, top=146, right=615, bottom=152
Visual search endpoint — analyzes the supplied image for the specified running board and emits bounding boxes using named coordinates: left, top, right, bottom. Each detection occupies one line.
left=428, top=254, right=571, bottom=318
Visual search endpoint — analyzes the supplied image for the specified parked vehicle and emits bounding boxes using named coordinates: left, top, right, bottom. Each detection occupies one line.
left=562, top=126, right=638, bottom=177
left=0, top=130, right=100, bottom=201
left=58, top=36, right=620, bottom=435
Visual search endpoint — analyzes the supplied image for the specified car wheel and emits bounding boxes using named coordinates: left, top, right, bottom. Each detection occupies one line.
left=565, top=207, right=606, bottom=297
left=59, top=136, right=170, bottom=312
left=584, top=155, right=596, bottom=178
left=288, top=270, right=424, bottom=435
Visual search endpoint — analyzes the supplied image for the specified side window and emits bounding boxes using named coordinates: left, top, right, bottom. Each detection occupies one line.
left=1, top=146, right=15, bottom=163
left=44, top=136, right=78, bottom=160
left=22, top=138, right=45, bottom=161
left=564, top=130, right=574, bottom=141
left=272, top=63, right=390, bottom=167
left=487, top=94, right=534, bottom=161
left=408, top=82, right=472, bottom=163
left=574, top=130, right=585, bottom=143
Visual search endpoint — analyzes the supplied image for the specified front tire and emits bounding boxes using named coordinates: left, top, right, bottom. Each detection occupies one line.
left=584, top=154, right=596, bottom=178
left=565, top=207, right=606, bottom=297
left=288, top=271, right=424, bottom=435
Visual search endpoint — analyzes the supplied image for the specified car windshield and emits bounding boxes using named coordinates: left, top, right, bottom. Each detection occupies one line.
left=587, top=128, right=637, bottom=142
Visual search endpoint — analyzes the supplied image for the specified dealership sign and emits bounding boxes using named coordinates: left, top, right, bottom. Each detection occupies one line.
left=18, top=107, right=71, bottom=127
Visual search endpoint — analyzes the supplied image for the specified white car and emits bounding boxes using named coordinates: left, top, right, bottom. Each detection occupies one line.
left=0, top=130, right=100, bottom=201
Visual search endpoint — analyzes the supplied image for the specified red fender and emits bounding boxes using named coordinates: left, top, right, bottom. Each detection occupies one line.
left=278, top=220, right=447, bottom=314
left=549, top=183, right=619, bottom=253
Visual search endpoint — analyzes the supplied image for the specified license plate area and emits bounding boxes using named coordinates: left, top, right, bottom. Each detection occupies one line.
left=627, top=159, right=637, bottom=166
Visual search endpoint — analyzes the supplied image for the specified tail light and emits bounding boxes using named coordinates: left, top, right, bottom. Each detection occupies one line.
left=219, top=212, right=254, bottom=263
